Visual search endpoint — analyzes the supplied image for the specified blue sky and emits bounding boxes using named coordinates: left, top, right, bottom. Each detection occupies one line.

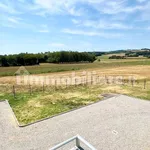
left=0, top=0, right=150, bottom=55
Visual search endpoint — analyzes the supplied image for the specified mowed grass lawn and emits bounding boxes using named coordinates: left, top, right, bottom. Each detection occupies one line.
left=0, top=56, right=150, bottom=125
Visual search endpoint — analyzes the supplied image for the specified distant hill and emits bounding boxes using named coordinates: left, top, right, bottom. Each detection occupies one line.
left=90, top=48, right=150, bottom=57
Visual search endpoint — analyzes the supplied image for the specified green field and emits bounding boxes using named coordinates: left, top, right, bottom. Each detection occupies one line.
left=0, top=55, right=150, bottom=125
left=0, top=57, right=150, bottom=77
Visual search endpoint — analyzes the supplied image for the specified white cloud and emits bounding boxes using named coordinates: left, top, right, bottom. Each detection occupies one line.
left=139, top=1, right=150, bottom=21
left=0, top=0, right=149, bottom=35
left=0, top=0, right=149, bottom=18
left=0, top=15, right=23, bottom=28
left=0, top=13, right=50, bottom=33
left=32, top=0, right=147, bottom=16
left=33, top=0, right=83, bottom=16
left=7, top=16, right=22, bottom=24
left=72, top=19, right=132, bottom=30
left=1, top=0, right=149, bottom=17
left=72, top=19, right=79, bottom=24
left=93, top=0, right=146, bottom=14
left=62, top=28, right=122, bottom=38
left=67, top=7, right=83, bottom=16
left=0, top=1, right=21, bottom=14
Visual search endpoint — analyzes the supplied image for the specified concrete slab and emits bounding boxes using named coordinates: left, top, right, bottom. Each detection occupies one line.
left=0, top=95, right=150, bottom=150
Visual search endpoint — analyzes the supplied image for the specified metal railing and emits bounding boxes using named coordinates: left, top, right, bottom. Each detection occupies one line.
left=50, top=135, right=96, bottom=150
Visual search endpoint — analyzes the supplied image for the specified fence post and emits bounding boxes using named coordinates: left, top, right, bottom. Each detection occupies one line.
left=12, top=85, right=16, bottom=98
left=65, top=79, right=67, bottom=88
left=42, top=82, right=44, bottom=93
left=91, top=75, right=93, bottom=85
left=122, top=78, right=125, bottom=85
left=124, top=79, right=126, bottom=85
left=106, top=76, right=109, bottom=84
left=131, top=78, right=134, bottom=87
left=85, top=77, right=87, bottom=86
left=75, top=78, right=77, bottom=86
left=55, top=80, right=57, bottom=90
left=144, top=79, right=146, bottom=89
left=29, top=84, right=32, bottom=95
left=136, top=80, right=139, bottom=85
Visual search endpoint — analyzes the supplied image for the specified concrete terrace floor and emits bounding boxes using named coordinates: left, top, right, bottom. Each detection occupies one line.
left=0, top=95, right=150, bottom=150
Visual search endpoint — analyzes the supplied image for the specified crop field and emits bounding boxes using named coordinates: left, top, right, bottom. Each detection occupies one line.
left=0, top=56, right=150, bottom=125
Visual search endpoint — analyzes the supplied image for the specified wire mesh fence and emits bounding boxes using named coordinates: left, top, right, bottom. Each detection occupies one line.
left=0, top=76, right=149, bottom=99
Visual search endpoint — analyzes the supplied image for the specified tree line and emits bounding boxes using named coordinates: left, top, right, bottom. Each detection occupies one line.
left=125, top=50, right=150, bottom=57
left=0, top=51, right=96, bottom=67
left=47, top=51, right=95, bottom=63
left=109, top=55, right=126, bottom=59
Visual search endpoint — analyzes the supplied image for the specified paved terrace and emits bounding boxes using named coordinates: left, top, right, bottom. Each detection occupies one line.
left=0, top=95, right=150, bottom=150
